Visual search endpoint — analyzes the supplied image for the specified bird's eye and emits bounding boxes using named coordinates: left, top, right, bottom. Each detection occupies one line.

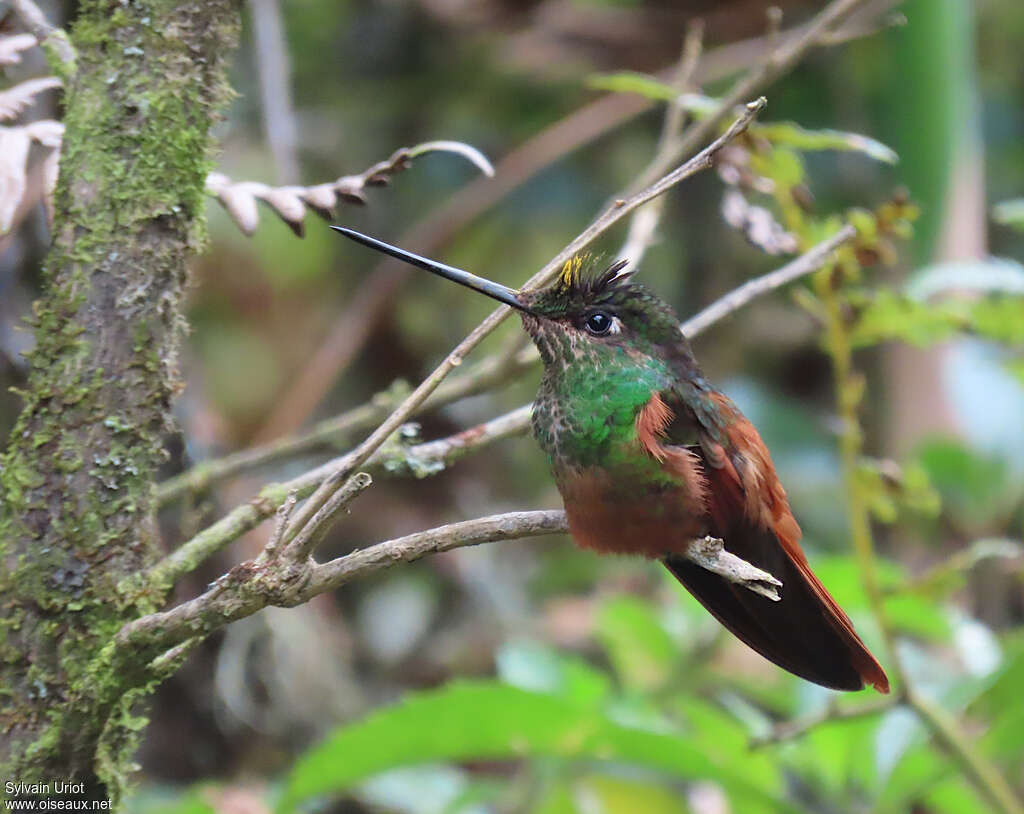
left=583, top=311, right=614, bottom=336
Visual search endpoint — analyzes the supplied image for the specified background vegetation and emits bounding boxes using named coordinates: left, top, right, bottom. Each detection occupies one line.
left=1, top=0, right=1022, bottom=812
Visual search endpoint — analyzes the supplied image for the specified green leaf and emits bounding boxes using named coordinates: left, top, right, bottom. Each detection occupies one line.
left=124, top=788, right=217, bottom=814
left=914, top=440, right=1012, bottom=527
left=280, top=681, right=794, bottom=813
left=585, top=72, right=677, bottom=101
left=970, top=296, right=1024, bottom=344
left=883, top=594, right=950, bottom=641
left=754, top=122, right=898, bottom=163
left=583, top=83, right=898, bottom=164
left=496, top=640, right=611, bottom=705
left=993, top=198, right=1024, bottom=231
left=749, top=147, right=806, bottom=189
left=857, top=458, right=941, bottom=524
left=534, top=782, right=581, bottom=814
left=921, top=776, right=993, bottom=814
left=578, top=774, right=691, bottom=814
left=596, top=596, right=676, bottom=692
left=971, top=636, right=1024, bottom=763
left=849, top=289, right=966, bottom=348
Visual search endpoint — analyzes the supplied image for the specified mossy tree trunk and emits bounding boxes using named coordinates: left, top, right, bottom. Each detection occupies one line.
left=0, top=0, right=239, bottom=802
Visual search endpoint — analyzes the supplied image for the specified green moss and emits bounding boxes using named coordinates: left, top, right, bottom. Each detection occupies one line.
left=0, top=0, right=240, bottom=798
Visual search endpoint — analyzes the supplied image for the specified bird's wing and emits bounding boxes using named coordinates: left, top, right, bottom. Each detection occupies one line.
left=636, top=387, right=890, bottom=693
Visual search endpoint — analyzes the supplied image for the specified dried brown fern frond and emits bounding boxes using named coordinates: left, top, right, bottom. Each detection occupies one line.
left=0, top=75, right=61, bottom=121
left=0, top=32, right=38, bottom=66
left=206, top=140, right=494, bottom=237
left=0, top=118, right=62, bottom=233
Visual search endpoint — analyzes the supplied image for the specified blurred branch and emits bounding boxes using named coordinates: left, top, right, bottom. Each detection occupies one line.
left=207, top=141, right=493, bottom=237
left=7, top=0, right=75, bottom=77
left=156, top=346, right=539, bottom=506
left=250, top=0, right=299, bottom=183
left=118, top=510, right=782, bottom=679
left=752, top=694, right=900, bottom=747
left=617, top=19, right=704, bottom=266
left=905, top=689, right=1024, bottom=814
left=893, top=538, right=1024, bottom=596
left=681, top=224, right=856, bottom=337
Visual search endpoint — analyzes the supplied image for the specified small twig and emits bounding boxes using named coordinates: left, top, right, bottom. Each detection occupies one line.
left=118, top=510, right=568, bottom=665
left=148, top=403, right=534, bottom=589
left=146, top=638, right=202, bottom=681
left=250, top=0, right=299, bottom=183
left=156, top=347, right=538, bottom=507
left=751, top=693, right=900, bottom=747
left=681, top=224, right=856, bottom=337
left=260, top=491, right=297, bottom=562
left=686, top=535, right=782, bottom=601
left=368, top=404, right=532, bottom=478
left=283, top=471, right=372, bottom=562
left=8, top=0, right=75, bottom=78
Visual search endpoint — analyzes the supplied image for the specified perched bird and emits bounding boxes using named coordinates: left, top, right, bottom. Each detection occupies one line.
left=332, top=226, right=889, bottom=693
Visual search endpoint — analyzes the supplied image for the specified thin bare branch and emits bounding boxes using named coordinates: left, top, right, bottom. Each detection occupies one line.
left=118, top=509, right=783, bottom=676
left=250, top=0, right=299, bottom=183
left=283, top=471, right=372, bottom=562
left=119, top=511, right=566, bottom=663
left=147, top=402, right=533, bottom=589
left=681, top=224, right=857, bottom=337
left=155, top=346, right=539, bottom=506
left=751, top=694, right=900, bottom=747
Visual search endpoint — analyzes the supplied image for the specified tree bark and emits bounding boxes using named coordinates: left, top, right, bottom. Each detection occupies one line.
left=0, top=0, right=238, bottom=802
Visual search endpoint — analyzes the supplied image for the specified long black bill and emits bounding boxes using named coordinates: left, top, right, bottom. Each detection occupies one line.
left=331, top=226, right=533, bottom=314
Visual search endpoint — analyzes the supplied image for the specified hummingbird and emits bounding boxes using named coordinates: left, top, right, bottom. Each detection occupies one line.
left=332, top=226, right=890, bottom=693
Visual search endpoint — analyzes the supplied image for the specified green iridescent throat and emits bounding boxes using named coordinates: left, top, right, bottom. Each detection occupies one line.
left=529, top=331, right=671, bottom=474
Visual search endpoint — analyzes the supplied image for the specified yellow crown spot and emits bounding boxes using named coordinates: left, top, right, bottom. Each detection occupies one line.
left=560, top=254, right=585, bottom=288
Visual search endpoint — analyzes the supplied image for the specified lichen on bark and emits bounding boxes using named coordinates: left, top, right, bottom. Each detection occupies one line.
left=0, top=0, right=239, bottom=802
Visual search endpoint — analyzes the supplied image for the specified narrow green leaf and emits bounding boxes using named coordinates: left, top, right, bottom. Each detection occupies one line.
left=754, top=123, right=898, bottom=163
left=585, top=72, right=678, bottom=102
